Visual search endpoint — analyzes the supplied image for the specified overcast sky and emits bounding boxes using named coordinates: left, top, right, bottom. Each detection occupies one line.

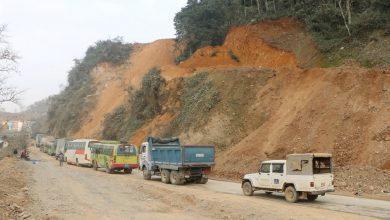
left=0, top=0, right=187, bottom=112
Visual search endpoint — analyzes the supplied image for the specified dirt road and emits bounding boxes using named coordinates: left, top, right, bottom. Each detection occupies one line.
left=26, top=148, right=389, bottom=220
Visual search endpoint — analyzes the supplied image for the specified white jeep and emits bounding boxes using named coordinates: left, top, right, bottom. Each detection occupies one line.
left=242, top=153, right=335, bottom=202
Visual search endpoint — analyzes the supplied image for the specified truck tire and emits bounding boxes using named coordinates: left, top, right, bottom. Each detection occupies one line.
left=161, top=170, right=171, bottom=184
left=284, top=186, right=299, bottom=203
left=307, top=194, right=318, bottom=201
left=170, top=171, right=184, bottom=185
left=242, top=181, right=254, bottom=196
left=143, top=169, right=152, bottom=180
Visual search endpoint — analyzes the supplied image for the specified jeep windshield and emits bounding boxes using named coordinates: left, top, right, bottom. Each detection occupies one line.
left=313, top=157, right=332, bottom=174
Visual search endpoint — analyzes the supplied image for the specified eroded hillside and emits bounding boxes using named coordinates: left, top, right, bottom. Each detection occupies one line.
left=64, top=18, right=389, bottom=192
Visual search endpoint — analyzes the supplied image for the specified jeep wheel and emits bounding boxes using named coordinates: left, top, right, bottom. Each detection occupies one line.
left=161, top=170, right=171, bottom=184
left=307, top=194, right=318, bottom=201
left=284, top=186, right=299, bottom=203
left=197, top=177, right=208, bottom=184
left=242, top=182, right=254, bottom=196
left=143, top=169, right=152, bottom=180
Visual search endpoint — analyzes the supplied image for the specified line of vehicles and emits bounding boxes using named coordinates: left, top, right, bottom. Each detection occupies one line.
left=35, top=134, right=335, bottom=202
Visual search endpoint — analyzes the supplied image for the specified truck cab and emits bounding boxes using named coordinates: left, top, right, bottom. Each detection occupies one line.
left=242, top=153, right=334, bottom=202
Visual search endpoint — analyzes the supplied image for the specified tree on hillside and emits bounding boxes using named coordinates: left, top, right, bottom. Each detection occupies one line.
left=0, top=25, right=19, bottom=104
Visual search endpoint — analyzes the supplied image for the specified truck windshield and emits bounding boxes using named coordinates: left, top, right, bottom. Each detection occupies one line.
left=313, top=157, right=332, bottom=174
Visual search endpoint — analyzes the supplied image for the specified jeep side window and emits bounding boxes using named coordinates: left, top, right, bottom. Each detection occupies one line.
left=260, top=163, right=270, bottom=173
left=272, top=163, right=284, bottom=173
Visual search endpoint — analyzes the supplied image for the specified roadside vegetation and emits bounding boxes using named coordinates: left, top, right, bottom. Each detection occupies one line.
left=171, top=72, right=220, bottom=132
left=174, top=0, right=390, bottom=66
left=47, top=38, right=133, bottom=137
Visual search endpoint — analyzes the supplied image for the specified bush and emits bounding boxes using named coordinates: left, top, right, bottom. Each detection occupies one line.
left=173, top=72, right=220, bottom=131
left=102, top=68, right=166, bottom=139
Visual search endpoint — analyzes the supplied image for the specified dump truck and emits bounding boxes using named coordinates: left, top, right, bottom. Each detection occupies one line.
left=139, top=137, right=215, bottom=185
left=242, top=153, right=334, bottom=202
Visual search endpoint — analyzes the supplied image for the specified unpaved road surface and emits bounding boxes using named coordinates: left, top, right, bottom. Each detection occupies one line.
left=26, top=148, right=389, bottom=220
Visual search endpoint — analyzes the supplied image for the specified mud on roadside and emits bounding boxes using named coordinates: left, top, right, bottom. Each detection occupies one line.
left=0, top=157, right=32, bottom=220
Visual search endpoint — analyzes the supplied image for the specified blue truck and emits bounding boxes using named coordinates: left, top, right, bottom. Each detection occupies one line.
left=139, top=137, right=215, bottom=185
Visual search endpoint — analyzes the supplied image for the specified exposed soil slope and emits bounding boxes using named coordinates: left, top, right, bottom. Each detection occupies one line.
left=180, top=17, right=319, bottom=70
left=72, top=17, right=390, bottom=194
left=73, top=39, right=186, bottom=138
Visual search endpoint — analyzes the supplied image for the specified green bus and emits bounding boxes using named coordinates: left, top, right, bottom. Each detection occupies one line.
left=90, top=143, right=138, bottom=174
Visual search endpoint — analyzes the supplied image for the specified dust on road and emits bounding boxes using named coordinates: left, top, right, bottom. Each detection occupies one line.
left=23, top=148, right=388, bottom=220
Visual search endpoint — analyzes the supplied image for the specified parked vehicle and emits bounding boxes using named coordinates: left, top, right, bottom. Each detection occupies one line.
left=55, top=138, right=72, bottom=160
left=46, top=141, right=56, bottom=156
left=35, top=133, right=46, bottom=147
left=40, top=136, right=55, bottom=153
left=90, top=143, right=138, bottom=174
left=139, top=137, right=215, bottom=185
left=65, top=139, right=98, bottom=167
left=242, top=153, right=334, bottom=202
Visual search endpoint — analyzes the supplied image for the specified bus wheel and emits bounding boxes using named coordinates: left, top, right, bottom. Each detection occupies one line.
left=124, top=168, right=132, bottom=174
left=161, top=170, right=171, bottom=184
left=93, top=161, right=98, bottom=170
left=105, top=164, right=112, bottom=174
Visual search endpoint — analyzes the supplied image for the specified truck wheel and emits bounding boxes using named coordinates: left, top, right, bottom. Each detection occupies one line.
left=93, top=161, right=98, bottom=170
left=170, top=171, right=184, bottom=185
left=143, top=169, right=152, bottom=180
left=284, top=186, right=299, bottom=203
left=161, top=170, right=171, bottom=184
left=307, top=194, right=318, bottom=201
left=242, top=182, right=254, bottom=196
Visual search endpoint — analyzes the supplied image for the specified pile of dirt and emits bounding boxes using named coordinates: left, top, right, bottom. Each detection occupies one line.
left=0, top=157, right=31, bottom=219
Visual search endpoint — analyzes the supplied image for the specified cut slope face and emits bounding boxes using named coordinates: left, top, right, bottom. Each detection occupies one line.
left=180, top=17, right=319, bottom=70
left=125, top=39, right=185, bottom=88
left=73, top=39, right=180, bottom=138
left=213, top=66, right=390, bottom=178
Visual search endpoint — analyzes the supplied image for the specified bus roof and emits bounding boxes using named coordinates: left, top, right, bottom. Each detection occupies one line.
left=68, top=139, right=98, bottom=142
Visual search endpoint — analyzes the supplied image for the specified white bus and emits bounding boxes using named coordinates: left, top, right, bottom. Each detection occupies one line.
left=65, top=139, right=99, bottom=166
